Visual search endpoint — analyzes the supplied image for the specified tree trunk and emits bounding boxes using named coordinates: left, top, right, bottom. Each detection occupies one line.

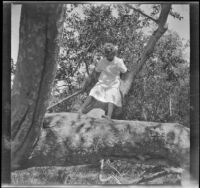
left=11, top=4, right=65, bottom=170
left=22, top=111, right=190, bottom=170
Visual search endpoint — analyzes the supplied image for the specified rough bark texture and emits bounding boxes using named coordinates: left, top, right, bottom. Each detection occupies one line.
left=23, top=111, right=189, bottom=170
left=11, top=4, right=65, bottom=170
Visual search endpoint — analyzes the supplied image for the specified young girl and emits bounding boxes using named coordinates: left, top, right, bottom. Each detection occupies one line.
left=79, top=43, right=128, bottom=119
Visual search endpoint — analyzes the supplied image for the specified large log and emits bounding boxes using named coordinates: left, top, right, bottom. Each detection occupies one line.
left=24, top=110, right=189, bottom=170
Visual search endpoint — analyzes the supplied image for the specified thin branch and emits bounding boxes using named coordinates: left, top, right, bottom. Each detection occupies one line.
left=98, top=159, right=122, bottom=184
left=99, top=174, right=113, bottom=183
left=111, top=174, right=122, bottom=184
left=47, top=89, right=83, bottom=111
left=131, top=167, right=183, bottom=184
left=99, top=159, right=112, bottom=183
left=84, top=61, right=90, bottom=76
left=134, top=170, right=168, bottom=184
left=126, top=4, right=158, bottom=24
left=56, top=84, right=68, bottom=88
left=106, top=160, right=122, bottom=176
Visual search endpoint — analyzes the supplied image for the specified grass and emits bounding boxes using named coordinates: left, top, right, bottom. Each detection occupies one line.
left=11, top=159, right=182, bottom=185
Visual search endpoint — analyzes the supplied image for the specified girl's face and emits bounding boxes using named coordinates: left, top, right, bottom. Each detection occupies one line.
left=105, top=51, right=115, bottom=61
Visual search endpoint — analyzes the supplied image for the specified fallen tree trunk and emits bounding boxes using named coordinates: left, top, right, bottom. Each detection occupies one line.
left=24, top=111, right=189, bottom=170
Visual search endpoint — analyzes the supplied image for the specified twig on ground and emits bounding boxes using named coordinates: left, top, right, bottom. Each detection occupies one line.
left=111, top=174, right=122, bottom=184
left=131, top=167, right=183, bottom=184
left=98, top=159, right=122, bottom=184
left=98, top=159, right=112, bottom=183
left=99, top=174, right=113, bottom=183
left=106, top=159, right=122, bottom=176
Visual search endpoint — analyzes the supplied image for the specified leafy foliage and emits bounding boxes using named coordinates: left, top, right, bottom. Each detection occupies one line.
left=121, top=31, right=189, bottom=126
left=169, top=9, right=183, bottom=20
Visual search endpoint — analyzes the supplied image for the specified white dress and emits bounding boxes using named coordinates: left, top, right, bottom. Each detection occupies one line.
left=89, top=57, right=127, bottom=107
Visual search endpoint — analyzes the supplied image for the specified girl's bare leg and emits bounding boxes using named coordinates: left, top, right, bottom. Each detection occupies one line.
left=107, top=102, right=114, bottom=119
left=78, top=96, right=93, bottom=113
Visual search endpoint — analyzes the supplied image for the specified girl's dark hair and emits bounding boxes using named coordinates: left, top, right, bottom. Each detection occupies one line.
left=103, top=43, right=118, bottom=54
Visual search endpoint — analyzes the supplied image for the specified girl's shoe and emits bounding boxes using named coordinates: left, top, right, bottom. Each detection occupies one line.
left=101, top=115, right=114, bottom=122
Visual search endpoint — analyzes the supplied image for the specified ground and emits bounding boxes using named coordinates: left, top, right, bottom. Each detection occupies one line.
left=11, top=159, right=183, bottom=185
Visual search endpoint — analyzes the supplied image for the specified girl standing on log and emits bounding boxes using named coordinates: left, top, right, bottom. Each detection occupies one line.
left=78, top=43, right=128, bottom=119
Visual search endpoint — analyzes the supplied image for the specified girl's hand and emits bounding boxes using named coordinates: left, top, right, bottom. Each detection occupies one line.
left=93, top=55, right=98, bottom=62
left=93, top=54, right=102, bottom=64
left=93, top=55, right=99, bottom=65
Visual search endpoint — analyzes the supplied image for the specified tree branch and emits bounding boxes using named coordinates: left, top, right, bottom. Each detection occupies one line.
left=84, top=61, right=90, bottom=76
left=157, top=4, right=172, bottom=26
left=47, top=89, right=83, bottom=111
left=132, top=167, right=183, bottom=184
left=126, top=4, right=158, bottom=24
left=119, top=4, right=171, bottom=97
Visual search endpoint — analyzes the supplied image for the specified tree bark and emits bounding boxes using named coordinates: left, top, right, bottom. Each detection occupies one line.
left=22, top=111, right=190, bottom=170
left=11, top=4, right=65, bottom=170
